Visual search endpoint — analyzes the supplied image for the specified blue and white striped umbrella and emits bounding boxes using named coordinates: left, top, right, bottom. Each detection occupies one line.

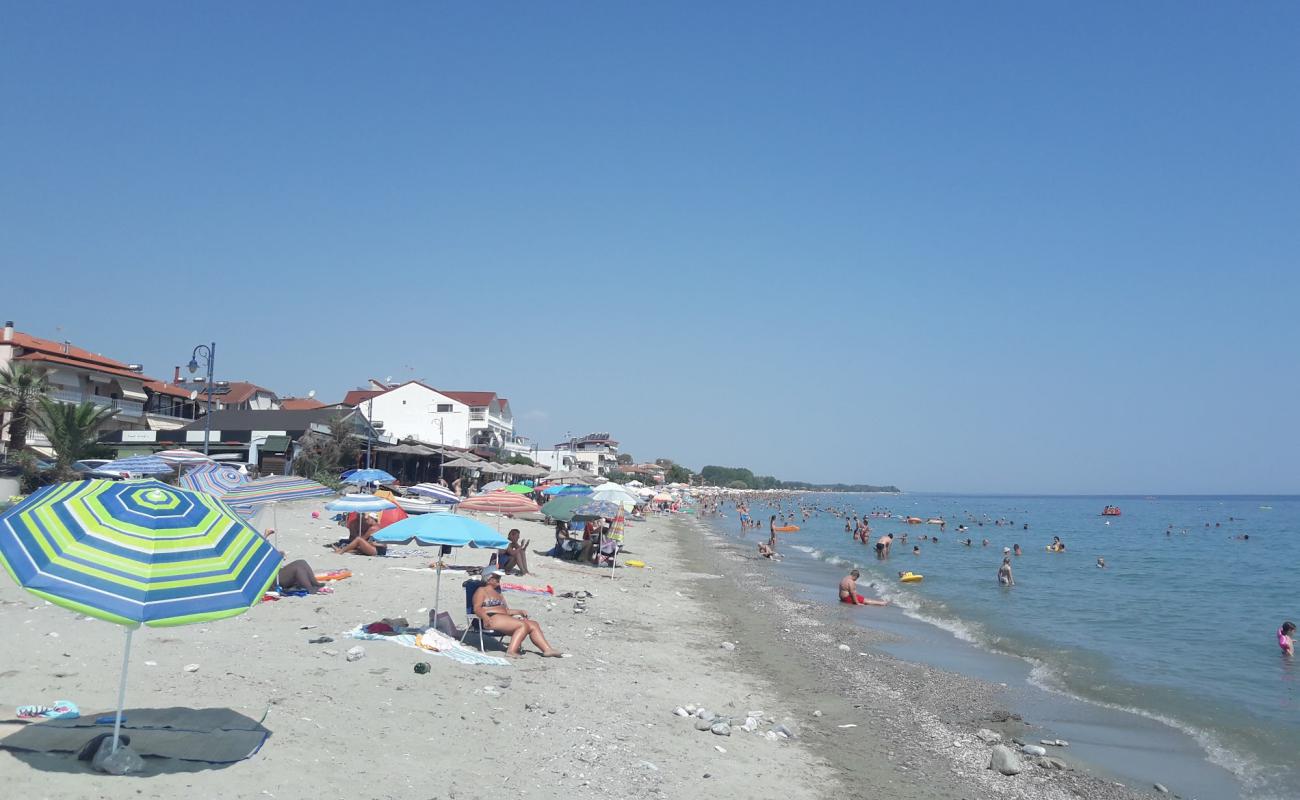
left=93, top=456, right=174, bottom=476
left=342, top=468, right=396, bottom=484
left=325, top=494, right=398, bottom=514
left=408, top=483, right=461, bottom=504
left=180, top=463, right=250, bottom=497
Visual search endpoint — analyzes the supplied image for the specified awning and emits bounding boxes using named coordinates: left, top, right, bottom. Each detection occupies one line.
left=259, top=435, right=292, bottom=454
left=120, top=388, right=147, bottom=401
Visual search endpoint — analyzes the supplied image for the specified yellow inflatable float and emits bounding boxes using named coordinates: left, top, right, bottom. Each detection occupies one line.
left=899, top=572, right=924, bottom=583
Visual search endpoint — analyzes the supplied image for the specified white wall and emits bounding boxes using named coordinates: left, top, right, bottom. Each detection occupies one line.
left=366, top=383, right=471, bottom=447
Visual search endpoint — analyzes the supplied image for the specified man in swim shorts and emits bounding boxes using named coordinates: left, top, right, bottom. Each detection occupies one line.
left=839, top=570, right=887, bottom=606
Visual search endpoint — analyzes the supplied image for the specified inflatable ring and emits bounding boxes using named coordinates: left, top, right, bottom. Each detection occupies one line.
left=772, top=525, right=800, bottom=532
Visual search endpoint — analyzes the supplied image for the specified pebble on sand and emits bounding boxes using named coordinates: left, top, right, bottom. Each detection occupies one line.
left=987, top=744, right=1023, bottom=776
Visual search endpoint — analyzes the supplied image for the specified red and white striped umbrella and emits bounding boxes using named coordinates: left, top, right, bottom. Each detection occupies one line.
left=457, top=491, right=540, bottom=514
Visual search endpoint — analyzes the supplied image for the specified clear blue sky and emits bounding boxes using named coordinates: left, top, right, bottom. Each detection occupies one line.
left=3, top=2, right=1297, bottom=494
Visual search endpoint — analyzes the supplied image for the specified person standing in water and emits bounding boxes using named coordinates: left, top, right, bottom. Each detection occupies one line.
left=1280, top=621, right=1295, bottom=656
left=998, top=557, right=1015, bottom=586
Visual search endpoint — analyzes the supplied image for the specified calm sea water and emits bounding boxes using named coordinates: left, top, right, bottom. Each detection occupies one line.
left=717, top=493, right=1299, bottom=799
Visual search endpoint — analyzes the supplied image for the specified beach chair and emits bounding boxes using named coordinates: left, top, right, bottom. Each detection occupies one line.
left=459, top=579, right=509, bottom=652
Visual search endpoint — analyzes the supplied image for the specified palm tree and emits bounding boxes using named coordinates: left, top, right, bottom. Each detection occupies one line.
left=0, top=362, right=51, bottom=453
left=34, top=398, right=118, bottom=469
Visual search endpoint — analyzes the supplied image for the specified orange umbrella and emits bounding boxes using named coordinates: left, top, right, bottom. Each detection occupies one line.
left=457, top=491, right=540, bottom=514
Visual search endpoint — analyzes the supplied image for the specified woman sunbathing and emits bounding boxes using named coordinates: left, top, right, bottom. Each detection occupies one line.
left=472, top=571, right=563, bottom=658
left=334, top=513, right=386, bottom=556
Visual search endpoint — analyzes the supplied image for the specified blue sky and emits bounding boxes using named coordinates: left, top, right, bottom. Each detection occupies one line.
left=3, top=2, right=1297, bottom=493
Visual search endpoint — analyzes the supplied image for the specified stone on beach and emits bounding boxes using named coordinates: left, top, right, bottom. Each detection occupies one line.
left=987, top=744, right=1023, bottom=776
left=1020, top=744, right=1047, bottom=757
left=719, top=641, right=735, bottom=651
left=345, top=646, right=365, bottom=662
left=837, top=644, right=851, bottom=652
left=694, top=717, right=714, bottom=732
left=710, top=722, right=731, bottom=736
left=673, top=707, right=690, bottom=717
left=91, top=738, right=145, bottom=775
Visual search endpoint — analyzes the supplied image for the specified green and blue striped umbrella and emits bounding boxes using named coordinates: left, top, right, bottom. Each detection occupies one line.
left=0, top=478, right=282, bottom=626
left=0, top=478, right=284, bottom=754
left=221, top=475, right=335, bottom=506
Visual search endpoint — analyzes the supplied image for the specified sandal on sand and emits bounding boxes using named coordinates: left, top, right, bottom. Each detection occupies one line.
left=17, top=700, right=80, bottom=720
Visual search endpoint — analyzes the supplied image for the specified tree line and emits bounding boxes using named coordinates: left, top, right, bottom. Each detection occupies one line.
left=698, top=464, right=898, bottom=493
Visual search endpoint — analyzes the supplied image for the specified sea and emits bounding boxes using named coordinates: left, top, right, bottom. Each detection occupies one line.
left=700, top=493, right=1299, bottom=800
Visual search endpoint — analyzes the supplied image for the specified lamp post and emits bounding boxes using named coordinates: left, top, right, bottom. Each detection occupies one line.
left=365, top=398, right=374, bottom=469
left=187, top=343, right=215, bottom=456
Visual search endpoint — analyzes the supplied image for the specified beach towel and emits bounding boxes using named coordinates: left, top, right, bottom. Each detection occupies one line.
left=343, top=625, right=509, bottom=667
left=501, top=582, right=555, bottom=596
left=0, top=707, right=270, bottom=765
left=380, top=547, right=429, bottom=559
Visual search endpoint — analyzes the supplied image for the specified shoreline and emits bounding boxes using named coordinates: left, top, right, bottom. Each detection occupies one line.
left=674, top=512, right=1162, bottom=800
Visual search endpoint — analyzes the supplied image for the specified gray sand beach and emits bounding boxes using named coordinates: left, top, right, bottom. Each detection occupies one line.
left=1, top=502, right=1146, bottom=799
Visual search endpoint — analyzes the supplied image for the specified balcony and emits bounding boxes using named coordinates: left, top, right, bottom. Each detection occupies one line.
left=88, top=396, right=144, bottom=417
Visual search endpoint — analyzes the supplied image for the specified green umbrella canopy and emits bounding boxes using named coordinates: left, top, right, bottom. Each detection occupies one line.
left=505, top=484, right=533, bottom=494
left=540, top=495, right=587, bottom=522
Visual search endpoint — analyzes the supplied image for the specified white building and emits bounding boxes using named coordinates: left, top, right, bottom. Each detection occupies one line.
left=340, top=380, right=515, bottom=451
left=533, top=433, right=621, bottom=476
left=0, top=321, right=153, bottom=453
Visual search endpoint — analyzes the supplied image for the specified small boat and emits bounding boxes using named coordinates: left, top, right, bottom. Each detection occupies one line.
left=905, top=517, right=923, bottom=525
left=1101, top=506, right=1122, bottom=517
left=392, top=496, right=450, bottom=515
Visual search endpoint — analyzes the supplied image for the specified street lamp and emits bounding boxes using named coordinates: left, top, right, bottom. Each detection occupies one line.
left=187, top=342, right=215, bottom=456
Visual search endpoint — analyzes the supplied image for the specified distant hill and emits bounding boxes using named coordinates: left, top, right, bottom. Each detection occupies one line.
left=698, top=465, right=898, bottom=493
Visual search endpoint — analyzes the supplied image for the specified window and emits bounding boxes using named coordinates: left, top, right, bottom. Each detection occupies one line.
left=436, top=404, right=452, bottom=412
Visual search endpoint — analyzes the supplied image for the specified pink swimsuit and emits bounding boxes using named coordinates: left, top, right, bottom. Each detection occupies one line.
left=1279, top=629, right=1293, bottom=654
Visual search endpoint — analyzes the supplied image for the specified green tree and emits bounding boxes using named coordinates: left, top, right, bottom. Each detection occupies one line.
left=616, top=453, right=633, bottom=466
left=292, top=413, right=361, bottom=487
left=0, top=363, right=51, bottom=453
left=665, top=463, right=693, bottom=484
left=33, top=398, right=119, bottom=472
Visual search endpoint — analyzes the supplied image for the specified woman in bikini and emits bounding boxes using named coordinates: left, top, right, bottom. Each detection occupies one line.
left=472, top=571, right=563, bottom=658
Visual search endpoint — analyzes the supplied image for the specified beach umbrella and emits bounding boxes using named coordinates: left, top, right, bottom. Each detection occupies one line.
left=154, top=449, right=216, bottom=466
left=372, top=514, right=509, bottom=623
left=458, top=491, right=540, bottom=514
left=180, top=463, right=250, bottom=497
left=589, top=483, right=639, bottom=511
left=408, top=483, right=461, bottom=504
left=479, top=481, right=508, bottom=493
left=542, top=484, right=593, bottom=497
left=442, top=457, right=481, bottom=469
left=342, top=468, right=396, bottom=485
left=540, top=496, right=588, bottom=522
left=653, top=493, right=673, bottom=502
left=325, top=494, right=398, bottom=514
left=0, top=479, right=281, bottom=755
left=504, top=484, right=533, bottom=494
left=222, top=475, right=335, bottom=507
left=92, top=455, right=174, bottom=477
left=571, top=499, right=621, bottom=521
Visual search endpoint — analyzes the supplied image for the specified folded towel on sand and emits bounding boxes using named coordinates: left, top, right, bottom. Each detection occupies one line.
left=343, top=625, right=509, bottom=667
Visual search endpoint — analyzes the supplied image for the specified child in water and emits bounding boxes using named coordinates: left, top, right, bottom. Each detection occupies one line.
left=1280, top=621, right=1296, bottom=656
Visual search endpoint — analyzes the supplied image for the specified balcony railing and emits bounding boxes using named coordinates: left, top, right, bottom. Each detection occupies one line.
left=469, top=411, right=486, bottom=422
left=87, top=396, right=144, bottom=417
left=49, top=388, right=84, bottom=404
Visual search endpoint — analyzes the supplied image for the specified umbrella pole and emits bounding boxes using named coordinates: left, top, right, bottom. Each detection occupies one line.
left=111, top=625, right=137, bottom=754
left=432, top=561, right=443, bottom=630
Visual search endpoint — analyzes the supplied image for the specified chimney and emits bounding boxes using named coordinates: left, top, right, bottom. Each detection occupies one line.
left=2, top=321, right=12, bottom=342
left=173, top=366, right=181, bottom=384
left=61, top=341, right=71, bottom=355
